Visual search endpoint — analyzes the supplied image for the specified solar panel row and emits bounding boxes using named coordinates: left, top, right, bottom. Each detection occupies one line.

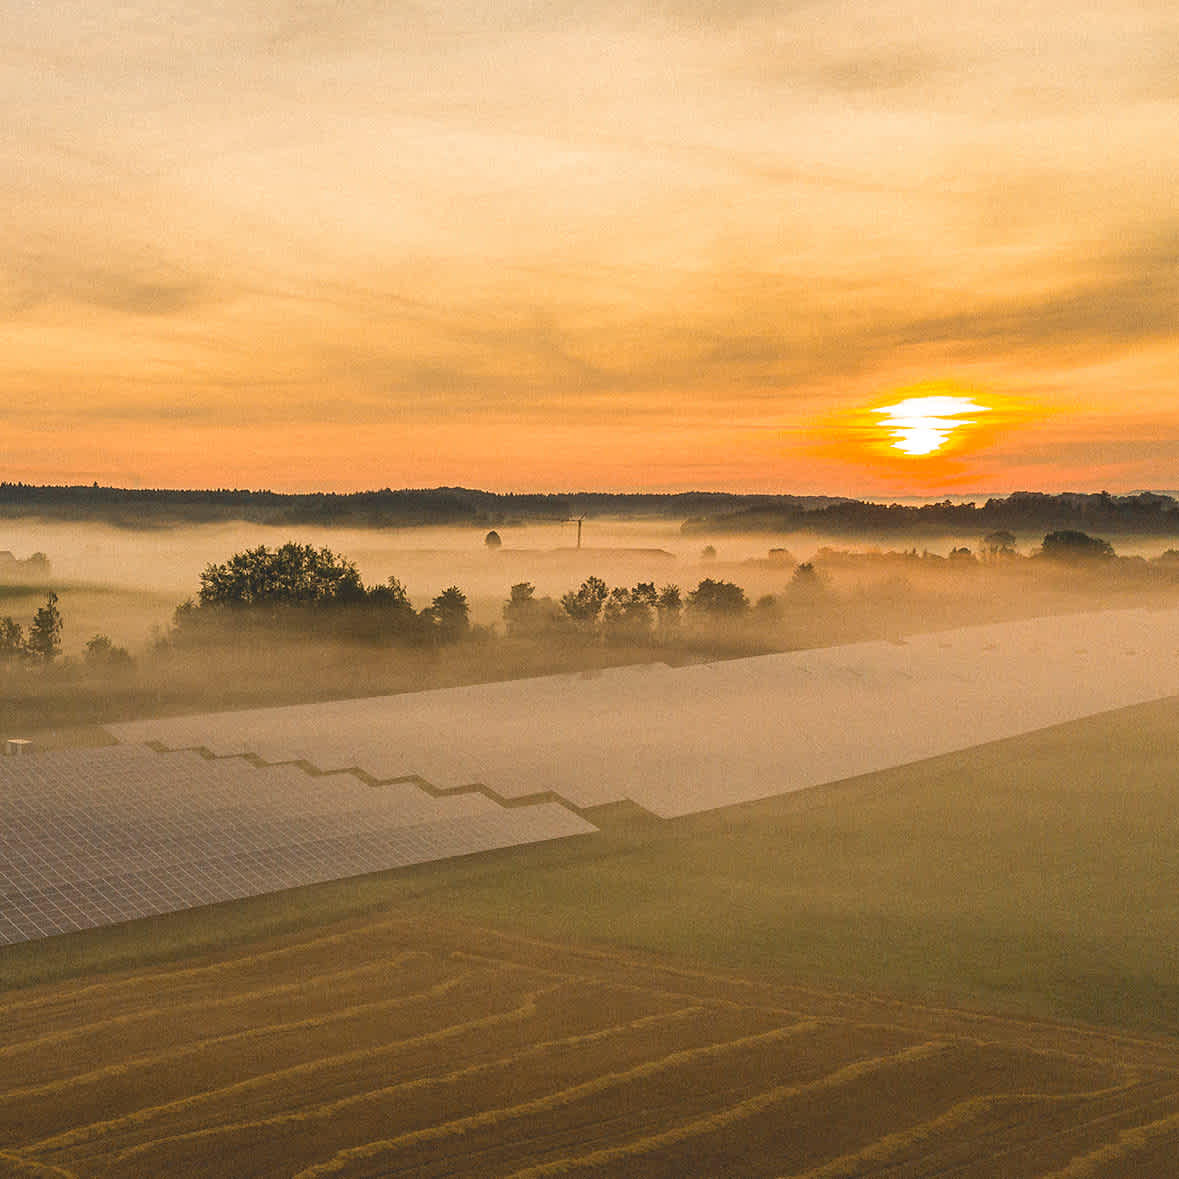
left=108, top=606, right=1179, bottom=817
left=0, top=746, right=596, bottom=946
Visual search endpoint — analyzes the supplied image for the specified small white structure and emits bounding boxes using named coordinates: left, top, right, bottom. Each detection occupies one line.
left=4, top=739, right=31, bottom=756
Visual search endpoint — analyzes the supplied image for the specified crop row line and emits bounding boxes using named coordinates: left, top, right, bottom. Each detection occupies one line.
left=932, top=1081, right=1179, bottom=1179
left=785, top=1081, right=1144, bottom=1179
left=1, top=966, right=475, bottom=1105
left=431, top=947, right=1179, bottom=1078
left=1015, top=1091, right=1179, bottom=1178
left=448, top=948, right=813, bottom=1020
left=0, top=1150, right=77, bottom=1178
left=0, top=910, right=428, bottom=1016
left=291, top=1018, right=856, bottom=1178
left=447, top=922, right=1179, bottom=1062
left=0, top=951, right=430, bottom=1062
left=108, top=1003, right=712, bottom=1171
left=302, top=1038, right=955, bottom=1179
left=24, top=979, right=563, bottom=1159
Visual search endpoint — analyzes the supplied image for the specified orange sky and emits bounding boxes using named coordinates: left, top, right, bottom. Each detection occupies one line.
left=4, top=2, right=1178, bottom=494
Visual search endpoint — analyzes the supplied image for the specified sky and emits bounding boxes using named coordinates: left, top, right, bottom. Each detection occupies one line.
left=4, top=0, right=1178, bottom=495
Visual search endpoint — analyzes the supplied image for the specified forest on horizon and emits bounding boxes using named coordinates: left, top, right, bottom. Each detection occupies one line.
left=2, top=483, right=1179, bottom=537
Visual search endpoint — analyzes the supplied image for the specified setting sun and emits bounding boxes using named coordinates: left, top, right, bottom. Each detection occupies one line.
left=875, top=395, right=991, bottom=457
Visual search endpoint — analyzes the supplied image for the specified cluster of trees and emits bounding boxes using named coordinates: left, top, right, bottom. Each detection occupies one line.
left=167, top=544, right=834, bottom=652
left=0, top=593, right=63, bottom=665
left=0, top=550, right=51, bottom=579
left=504, top=579, right=683, bottom=641
left=1039, top=530, right=1116, bottom=561
left=501, top=574, right=800, bottom=643
left=808, top=529, right=1122, bottom=569
left=685, top=491, right=1179, bottom=538
left=169, top=543, right=471, bottom=646
left=0, top=527, right=1144, bottom=675
left=0, top=592, right=133, bottom=672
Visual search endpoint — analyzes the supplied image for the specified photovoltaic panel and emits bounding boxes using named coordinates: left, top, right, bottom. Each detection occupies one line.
left=108, top=607, right=1179, bottom=817
left=0, top=746, right=595, bottom=946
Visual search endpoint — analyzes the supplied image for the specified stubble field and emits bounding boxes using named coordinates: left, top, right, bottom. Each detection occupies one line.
left=5, top=914, right=1179, bottom=1178
left=5, top=694, right=1179, bottom=1175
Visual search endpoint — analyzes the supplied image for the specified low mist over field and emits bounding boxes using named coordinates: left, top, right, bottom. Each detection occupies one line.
left=7, top=509, right=1179, bottom=659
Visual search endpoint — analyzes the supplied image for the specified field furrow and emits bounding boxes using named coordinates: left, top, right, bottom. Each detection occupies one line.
left=40, top=994, right=781, bottom=1175
left=5, top=911, right=1179, bottom=1177
left=99, top=1004, right=714, bottom=1177
left=0, top=951, right=440, bottom=1086
left=0, top=969, right=496, bottom=1146
left=0, top=914, right=425, bottom=1029
left=19, top=972, right=555, bottom=1166
left=782, top=1080, right=1172, bottom=1178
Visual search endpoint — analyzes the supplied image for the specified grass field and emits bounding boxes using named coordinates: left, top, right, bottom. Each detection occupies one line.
left=4, top=695, right=1179, bottom=1174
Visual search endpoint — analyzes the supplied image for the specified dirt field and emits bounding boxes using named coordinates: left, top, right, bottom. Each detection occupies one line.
left=3, top=913, right=1179, bottom=1178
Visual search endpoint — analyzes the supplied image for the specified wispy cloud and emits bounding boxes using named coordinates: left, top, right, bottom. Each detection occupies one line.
left=2, top=0, right=1177, bottom=489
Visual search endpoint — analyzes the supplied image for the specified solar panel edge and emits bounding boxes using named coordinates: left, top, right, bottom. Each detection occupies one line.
left=0, top=744, right=600, bottom=948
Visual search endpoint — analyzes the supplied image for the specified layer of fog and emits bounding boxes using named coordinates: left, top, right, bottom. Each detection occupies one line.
left=4, top=516, right=1179, bottom=657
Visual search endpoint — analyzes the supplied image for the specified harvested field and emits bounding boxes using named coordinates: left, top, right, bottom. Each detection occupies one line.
left=3, top=916, right=1179, bottom=1178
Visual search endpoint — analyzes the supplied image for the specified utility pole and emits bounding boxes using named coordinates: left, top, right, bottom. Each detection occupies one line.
left=563, top=516, right=584, bottom=549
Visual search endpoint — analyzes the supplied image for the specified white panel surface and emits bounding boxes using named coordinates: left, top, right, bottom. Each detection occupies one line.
left=107, top=607, right=1179, bottom=817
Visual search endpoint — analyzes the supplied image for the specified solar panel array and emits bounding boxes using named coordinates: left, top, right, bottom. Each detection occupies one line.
left=0, top=745, right=595, bottom=945
left=109, top=606, right=1179, bottom=817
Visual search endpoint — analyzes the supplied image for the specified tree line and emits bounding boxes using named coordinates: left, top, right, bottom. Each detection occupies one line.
left=166, top=543, right=778, bottom=649
left=167, top=543, right=474, bottom=647
left=0, top=484, right=840, bottom=530
left=0, top=526, right=1150, bottom=677
left=683, top=491, right=1179, bottom=538
left=5, top=482, right=1179, bottom=538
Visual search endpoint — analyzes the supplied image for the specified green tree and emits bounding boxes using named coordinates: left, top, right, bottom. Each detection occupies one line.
left=427, top=586, right=470, bottom=643
left=982, top=529, right=1017, bottom=560
left=369, top=575, right=413, bottom=611
left=503, top=581, right=537, bottom=637
left=0, top=617, right=24, bottom=662
left=560, top=576, right=608, bottom=631
left=359, top=576, right=420, bottom=641
left=1040, top=530, right=1115, bottom=561
left=503, top=582, right=564, bottom=638
left=655, top=584, right=682, bottom=639
left=27, top=592, right=62, bottom=663
left=198, top=543, right=366, bottom=609
left=83, top=633, right=133, bottom=670
left=754, top=593, right=780, bottom=621
left=687, top=578, right=749, bottom=618
left=601, top=584, right=657, bottom=642
left=786, top=561, right=830, bottom=606
left=176, top=543, right=420, bottom=643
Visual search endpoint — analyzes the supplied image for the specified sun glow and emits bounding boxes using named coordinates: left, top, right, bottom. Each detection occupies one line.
left=875, top=395, right=991, bottom=456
